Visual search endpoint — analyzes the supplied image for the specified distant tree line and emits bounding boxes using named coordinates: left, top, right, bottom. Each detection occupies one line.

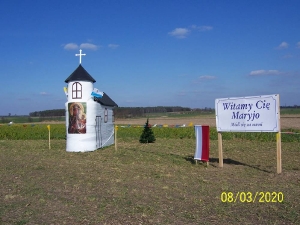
left=281, top=105, right=299, bottom=108
left=29, top=106, right=192, bottom=119
left=27, top=105, right=299, bottom=119
left=29, top=109, right=65, bottom=117
left=114, top=106, right=191, bottom=118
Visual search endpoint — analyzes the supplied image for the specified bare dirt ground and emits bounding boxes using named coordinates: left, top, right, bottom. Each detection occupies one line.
left=116, top=115, right=300, bottom=129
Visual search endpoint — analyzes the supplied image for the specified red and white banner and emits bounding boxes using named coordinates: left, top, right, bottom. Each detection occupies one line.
left=194, top=125, right=210, bottom=162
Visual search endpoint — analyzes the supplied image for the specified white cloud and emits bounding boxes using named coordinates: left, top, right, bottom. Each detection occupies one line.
left=64, top=43, right=79, bottom=50
left=108, top=44, right=119, bottom=49
left=169, top=25, right=212, bottom=39
left=283, top=54, right=293, bottom=59
left=297, top=42, right=300, bottom=48
left=198, top=75, right=216, bottom=79
left=80, top=43, right=98, bottom=50
left=168, top=28, right=190, bottom=39
left=40, top=92, right=49, bottom=96
left=63, top=42, right=99, bottom=50
left=178, top=74, right=188, bottom=77
left=177, top=91, right=187, bottom=96
left=249, top=70, right=283, bottom=76
left=190, top=25, right=213, bottom=31
left=276, top=42, right=289, bottom=49
left=193, top=75, right=216, bottom=84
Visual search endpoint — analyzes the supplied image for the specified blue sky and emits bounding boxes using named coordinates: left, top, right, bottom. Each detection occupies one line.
left=1, top=0, right=300, bottom=115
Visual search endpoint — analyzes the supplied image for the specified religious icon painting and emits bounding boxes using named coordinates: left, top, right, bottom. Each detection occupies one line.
left=68, top=102, right=87, bottom=134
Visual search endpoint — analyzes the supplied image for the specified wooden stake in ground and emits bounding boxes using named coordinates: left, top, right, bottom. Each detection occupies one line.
left=276, top=95, right=282, bottom=174
left=115, top=125, right=118, bottom=151
left=218, top=132, right=223, bottom=167
left=195, top=160, right=209, bottom=167
left=47, top=125, right=51, bottom=149
left=277, top=132, right=282, bottom=174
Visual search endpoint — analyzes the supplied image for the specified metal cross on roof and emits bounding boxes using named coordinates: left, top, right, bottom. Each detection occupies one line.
left=75, top=49, right=86, bottom=64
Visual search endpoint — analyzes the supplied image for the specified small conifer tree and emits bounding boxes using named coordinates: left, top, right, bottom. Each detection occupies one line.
left=139, top=118, right=156, bottom=143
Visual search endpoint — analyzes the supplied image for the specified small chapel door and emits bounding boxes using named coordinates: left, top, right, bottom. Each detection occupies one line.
left=96, top=116, right=102, bottom=148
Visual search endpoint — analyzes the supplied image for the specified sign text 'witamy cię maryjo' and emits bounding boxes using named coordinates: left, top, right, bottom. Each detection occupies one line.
left=215, top=94, right=280, bottom=132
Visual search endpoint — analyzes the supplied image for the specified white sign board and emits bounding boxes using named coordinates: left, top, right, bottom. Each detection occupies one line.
left=215, top=94, right=280, bottom=132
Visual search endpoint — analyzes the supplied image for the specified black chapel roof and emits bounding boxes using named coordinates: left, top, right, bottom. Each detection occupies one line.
left=95, top=93, right=118, bottom=107
left=65, top=65, right=118, bottom=107
left=65, top=64, right=96, bottom=83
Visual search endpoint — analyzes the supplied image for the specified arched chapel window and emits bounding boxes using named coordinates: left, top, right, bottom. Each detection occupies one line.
left=72, top=82, right=82, bottom=99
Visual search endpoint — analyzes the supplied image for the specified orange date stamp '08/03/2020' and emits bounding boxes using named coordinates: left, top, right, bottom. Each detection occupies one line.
left=220, top=192, right=284, bottom=203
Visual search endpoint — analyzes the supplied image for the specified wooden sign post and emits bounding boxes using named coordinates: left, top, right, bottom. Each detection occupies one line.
left=218, top=132, right=223, bottom=168
left=277, top=132, right=282, bottom=173
left=276, top=98, right=282, bottom=174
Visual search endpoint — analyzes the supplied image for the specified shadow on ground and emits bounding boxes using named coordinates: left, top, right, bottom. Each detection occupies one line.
left=184, top=155, right=271, bottom=173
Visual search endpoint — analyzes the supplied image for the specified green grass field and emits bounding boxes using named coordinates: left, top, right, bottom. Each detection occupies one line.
left=0, top=116, right=65, bottom=124
left=0, top=124, right=299, bottom=142
left=1, top=111, right=300, bottom=224
left=280, top=107, right=300, bottom=114
left=1, top=136, right=300, bottom=224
